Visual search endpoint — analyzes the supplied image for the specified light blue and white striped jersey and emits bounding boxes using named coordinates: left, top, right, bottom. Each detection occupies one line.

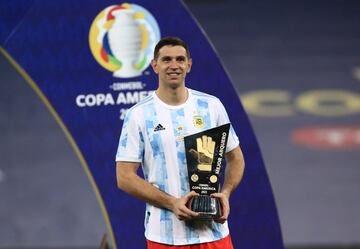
left=116, top=88, right=239, bottom=245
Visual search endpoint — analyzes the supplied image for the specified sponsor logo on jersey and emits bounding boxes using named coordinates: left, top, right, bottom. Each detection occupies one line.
left=154, top=124, right=166, bottom=132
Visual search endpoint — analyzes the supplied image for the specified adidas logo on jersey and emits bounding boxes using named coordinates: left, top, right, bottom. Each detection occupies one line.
left=154, top=124, right=166, bottom=132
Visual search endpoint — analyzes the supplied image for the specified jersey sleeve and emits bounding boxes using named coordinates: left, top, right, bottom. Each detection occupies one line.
left=115, top=108, right=144, bottom=162
left=215, top=98, right=240, bottom=153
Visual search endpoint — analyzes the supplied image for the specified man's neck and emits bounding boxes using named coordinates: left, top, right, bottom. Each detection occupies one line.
left=155, top=85, right=188, bottom=106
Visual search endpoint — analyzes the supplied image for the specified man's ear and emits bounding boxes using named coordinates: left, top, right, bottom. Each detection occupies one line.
left=151, top=59, right=158, bottom=74
left=187, top=58, right=193, bottom=73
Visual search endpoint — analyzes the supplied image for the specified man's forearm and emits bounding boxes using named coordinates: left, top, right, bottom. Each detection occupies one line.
left=116, top=161, right=199, bottom=220
left=116, top=162, right=176, bottom=210
left=221, top=146, right=245, bottom=198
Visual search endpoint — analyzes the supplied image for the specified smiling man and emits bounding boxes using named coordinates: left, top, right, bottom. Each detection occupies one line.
left=115, top=37, right=245, bottom=249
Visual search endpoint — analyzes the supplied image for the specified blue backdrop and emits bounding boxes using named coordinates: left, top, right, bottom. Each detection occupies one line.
left=0, top=1, right=284, bottom=248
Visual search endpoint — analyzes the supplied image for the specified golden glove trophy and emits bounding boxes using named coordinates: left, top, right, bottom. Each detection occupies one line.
left=184, top=123, right=230, bottom=219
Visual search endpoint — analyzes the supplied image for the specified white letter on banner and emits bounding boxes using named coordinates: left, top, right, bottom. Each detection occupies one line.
left=104, top=93, right=115, bottom=106
left=116, top=93, right=126, bottom=104
left=126, top=92, right=139, bottom=104
left=76, top=95, right=86, bottom=107
left=85, top=94, right=96, bottom=106
left=96, top=94, right=106, bottom=106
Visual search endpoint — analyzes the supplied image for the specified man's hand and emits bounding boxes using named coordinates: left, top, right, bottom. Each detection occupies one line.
left=171, top=191, right=199, bottom=220
left=211, top=192, right=230, bottom=224
left=189, top=135, right=215, bottom=172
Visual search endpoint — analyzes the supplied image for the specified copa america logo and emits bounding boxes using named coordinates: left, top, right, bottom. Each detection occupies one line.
left=89, top=3, right=160, bottom=78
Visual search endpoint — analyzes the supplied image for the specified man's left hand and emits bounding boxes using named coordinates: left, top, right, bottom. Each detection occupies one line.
left=210, top=192, right=230, bottom=224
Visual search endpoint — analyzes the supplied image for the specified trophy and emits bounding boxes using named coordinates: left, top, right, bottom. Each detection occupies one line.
left=184, top=123, right=230, bottom=219
left=108, top=9, right=142, bottom=78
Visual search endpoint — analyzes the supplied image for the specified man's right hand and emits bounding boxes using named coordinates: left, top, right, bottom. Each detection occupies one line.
left=171, top=191, right=199, bottom=220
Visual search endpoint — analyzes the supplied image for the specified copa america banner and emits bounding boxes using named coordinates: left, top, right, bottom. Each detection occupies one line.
left=0, top=1, right=284, bottom=248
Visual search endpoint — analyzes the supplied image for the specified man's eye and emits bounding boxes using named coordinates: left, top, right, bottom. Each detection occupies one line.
left=177, top=57, right=185, bottom=62
left=162, top=57, right=171, bottom=62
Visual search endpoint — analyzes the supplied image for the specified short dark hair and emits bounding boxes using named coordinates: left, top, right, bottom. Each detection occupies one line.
left=153, top=36, right=191, bottom=60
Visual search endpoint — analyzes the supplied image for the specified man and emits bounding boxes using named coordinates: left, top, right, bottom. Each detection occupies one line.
left=116, top=36, right=245, bottom=249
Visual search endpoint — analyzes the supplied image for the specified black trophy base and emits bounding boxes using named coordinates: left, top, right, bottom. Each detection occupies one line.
left=190, top=195, right=221, bottom=219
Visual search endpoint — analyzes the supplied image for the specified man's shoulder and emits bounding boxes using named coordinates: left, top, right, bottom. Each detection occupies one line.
left=128, top=92, right=155, bottom=112
left=190, top=89, right=219, bottom=101
left=190, top=89, right=222, bottom=105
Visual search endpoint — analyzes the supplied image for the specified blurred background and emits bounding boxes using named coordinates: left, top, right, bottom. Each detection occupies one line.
left=1, top=0, right=359, bottom=248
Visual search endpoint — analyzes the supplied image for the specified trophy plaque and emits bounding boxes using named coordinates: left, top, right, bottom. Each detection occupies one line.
left=184, top=123, right=230, bottom=219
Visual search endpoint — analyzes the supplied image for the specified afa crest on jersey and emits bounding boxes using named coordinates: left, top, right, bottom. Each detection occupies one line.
left=193, top=115, right=205, bottom=128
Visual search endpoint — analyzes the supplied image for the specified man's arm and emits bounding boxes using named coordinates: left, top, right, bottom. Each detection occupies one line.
left=116, top=161, right=199, bottom=220
left=211, top=146, right=245, bottom=223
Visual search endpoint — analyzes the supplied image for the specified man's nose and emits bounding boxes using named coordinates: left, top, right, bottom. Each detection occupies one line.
left=169, top=59, right=179, bottom=69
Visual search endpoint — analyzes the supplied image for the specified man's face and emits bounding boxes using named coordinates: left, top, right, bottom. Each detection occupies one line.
left=151, top=45, right=192, bottom=88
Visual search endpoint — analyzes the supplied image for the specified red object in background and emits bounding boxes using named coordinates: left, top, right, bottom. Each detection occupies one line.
left=291, top=126, right=360, bottom=150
